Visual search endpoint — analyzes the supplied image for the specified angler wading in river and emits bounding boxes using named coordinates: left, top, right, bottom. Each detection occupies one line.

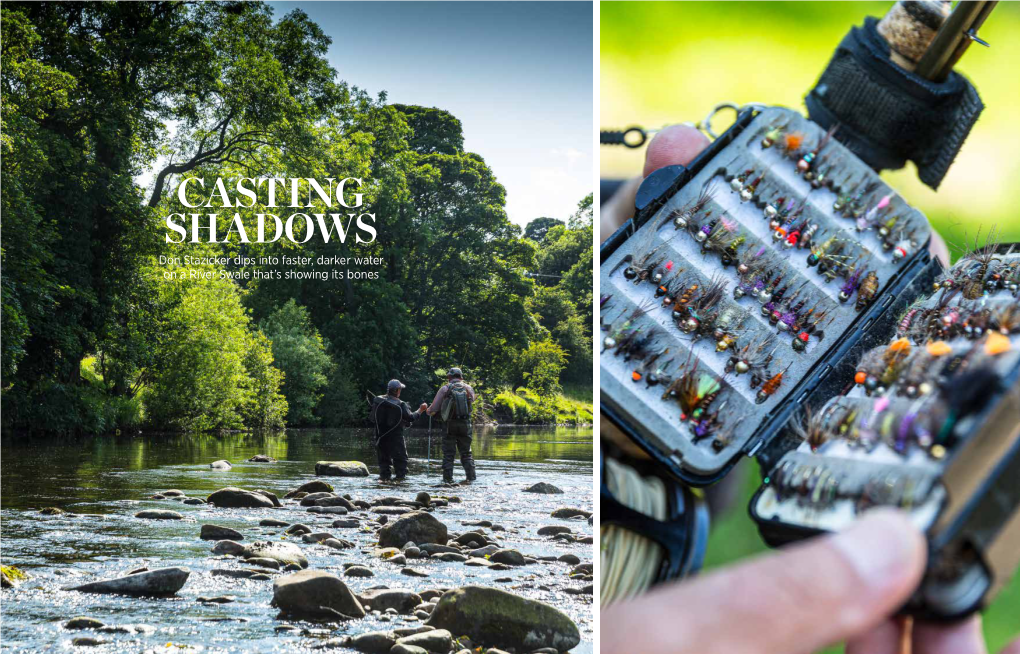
left=427, top=368, right=477, bottom=485
left=369, top=380, right=427, bottom=482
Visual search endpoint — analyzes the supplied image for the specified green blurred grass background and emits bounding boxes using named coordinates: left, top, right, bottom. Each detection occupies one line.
left=602, top=2, right=1019, bottom=651
left=601, top=1, right=1020, bottom=254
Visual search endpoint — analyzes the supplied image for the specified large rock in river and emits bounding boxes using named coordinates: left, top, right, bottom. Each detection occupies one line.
left=207, top=487, right=276, bottom=509
left=212, top=540, right=308, bottom=569
left=209, top=460, right=232, bottom=470
left=523, top=482, right=563, bottom=494
left=271, top=569, right=365, bottom=619
left=426, top=585, right=579, bottom=652
left=66, top=567, right=190, bottom=597
left=377, top=511, right=448, bottom=548
left=315, top=461, right=369, bottom=477
left=358, top=588, right=422, bottom=614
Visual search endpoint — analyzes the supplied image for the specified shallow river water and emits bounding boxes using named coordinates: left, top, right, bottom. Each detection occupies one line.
left=0, top=427, right=594, bottom=653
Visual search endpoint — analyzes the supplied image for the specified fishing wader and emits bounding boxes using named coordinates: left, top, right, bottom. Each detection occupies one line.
left=377, top=431, right=408, bottom=481
left=442, top=418, right=476, bottom=483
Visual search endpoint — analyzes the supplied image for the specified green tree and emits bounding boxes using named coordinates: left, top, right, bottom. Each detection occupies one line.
left=523, top=217, right=565, bottom=243
left=145, top=266, right=285, bottom=432
left=514, top=340, right=568, bottom=396
left=242, top=330, right=288, bottom=430
left=260, top=300, right=331, bottom=425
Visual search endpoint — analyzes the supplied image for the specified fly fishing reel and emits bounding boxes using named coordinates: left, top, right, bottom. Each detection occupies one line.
left=600, top=0, right=1019, bottom=620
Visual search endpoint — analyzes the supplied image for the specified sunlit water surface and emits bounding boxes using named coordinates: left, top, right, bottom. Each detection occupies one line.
left=0, top=427, right=594, bottom=653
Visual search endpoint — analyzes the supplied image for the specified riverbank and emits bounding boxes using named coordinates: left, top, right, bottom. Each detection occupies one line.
left=0, top=428, right=594, bottom=653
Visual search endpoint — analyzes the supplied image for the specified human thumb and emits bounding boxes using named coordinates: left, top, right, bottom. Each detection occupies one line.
left=601, top=509, right=927, bottom=654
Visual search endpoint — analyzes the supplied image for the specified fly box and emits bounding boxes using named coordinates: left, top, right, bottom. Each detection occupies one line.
left=600, top=105, right=1020, bottom=618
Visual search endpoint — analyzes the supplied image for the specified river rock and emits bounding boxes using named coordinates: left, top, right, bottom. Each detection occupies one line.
left=419, top=543, right=459, bottom=556
left=344, top=566, right=374, bottom=578
left=201, top=524, right=244, bottom=541
left=378, top=511, right=448, bottom=548
left=373, top=505, right=413, bottom=515
left=462, top=520, right=492, bottom=527
left=464, top=557, right=492, bottom=567
left=426, top=585, right=580, bottom=651
left=197, top=595, right=235, bottom=604
left=212, top=540, right=308, bottom=568
left=272, top=570, right=366, bottom=619
left=322, top=538, right=354, bottom=550
left=570, top=562, right=593, bottom=576
left=207, top=487, right=275, bottom=509
left=39, top=507, right=66, bottom=515
left=558, top=554, right=581, bottom=565
left=331, top=519, right=360, bottom=528
left=286, top=524, right=312, bottom=536
left=67, top=567, right=190, bottom=597
left=315, top=461, right=369, bottom=477
left=523, top=482, right=563, bottom=494
left=248, top=454, right=276, bottom=462
left=161, top=490, right=185, bottom=497
left=245, top=557, right=281, bottom=570
left=260, top=518, right=290, bottom=527
left=183, top=498, right=206, bottom=505
left=296, top=480, right=334, bottom=494
left=301, top=532, right=335, bottom=543
left=210, top=460, right=232, bottom=470
left=71, top=637, right=107, bottom=647
left=436, top=552, right=468, bottom=563
left=64, top=617, right=105, bottom=630
left=469, top=545, right=500, bottom=557
left=315, top=496, right=355, bottom=510
left=489, top=549, right=526, bottom=566
left=402, top=567, right=429, bottom=578
left=134, top=509, right=183, bottom=520
left=308, top=506, right=349, bottom=515
left=537, top=525, right=571, bottom=536
left=550, top=507, right=591, bottom=519
left=357, top=589, right=422, bottom=614
left=350, top=631, right=395, bottom=653
left=390, top=646, right=428, bottom=654
left=210, top=569, right=276, bottom=580
left=300, top=492, right=334, bottom=506
left=2, top=565, right=29, bottom=588
left=254, top=490, right=282, bottom=507
left=397, top=628, right=452, bottom=653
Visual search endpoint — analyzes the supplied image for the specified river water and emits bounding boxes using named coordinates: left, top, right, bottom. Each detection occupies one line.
left=0, top=426, right=594, bottom=653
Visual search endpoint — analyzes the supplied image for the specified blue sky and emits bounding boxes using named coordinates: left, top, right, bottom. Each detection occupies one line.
left=272, top=1, right=593, bottom=227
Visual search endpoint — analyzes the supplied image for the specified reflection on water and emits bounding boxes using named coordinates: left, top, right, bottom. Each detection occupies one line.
left=0, top=427, right=594, bottom=653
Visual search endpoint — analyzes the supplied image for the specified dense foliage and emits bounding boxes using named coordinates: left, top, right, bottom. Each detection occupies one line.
left=0, top=2, right=592, bottom=433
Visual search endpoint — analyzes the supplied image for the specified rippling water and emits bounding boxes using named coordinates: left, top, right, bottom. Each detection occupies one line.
left=0, top=427, right=594, bottom=653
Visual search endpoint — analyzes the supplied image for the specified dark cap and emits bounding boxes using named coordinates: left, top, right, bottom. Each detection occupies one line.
left=447, top=367, right=463, bottom=378
left=387, top=379, right=405, bottom=393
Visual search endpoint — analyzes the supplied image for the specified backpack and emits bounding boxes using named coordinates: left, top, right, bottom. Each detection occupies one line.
left=441, top=382, right=471, bottom=420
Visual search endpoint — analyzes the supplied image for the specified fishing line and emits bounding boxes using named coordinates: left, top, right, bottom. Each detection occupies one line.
left=600, top=457, right=667, bottom=606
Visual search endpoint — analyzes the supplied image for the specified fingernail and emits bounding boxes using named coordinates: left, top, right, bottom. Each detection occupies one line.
left=829, top=509, right=926, bottom=589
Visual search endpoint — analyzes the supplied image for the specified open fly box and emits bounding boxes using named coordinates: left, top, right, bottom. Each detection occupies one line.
left=600, top=106, right=1020, bottom=619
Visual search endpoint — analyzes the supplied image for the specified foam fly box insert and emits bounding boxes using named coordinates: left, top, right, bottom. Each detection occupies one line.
left=600, top=106, right=937, bottom=486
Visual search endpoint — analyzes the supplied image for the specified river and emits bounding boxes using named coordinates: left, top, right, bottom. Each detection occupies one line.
left=0, top=426, right=594, bottom=653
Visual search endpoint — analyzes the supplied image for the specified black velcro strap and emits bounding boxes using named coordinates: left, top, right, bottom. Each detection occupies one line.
left=805, top=17, right=983, bottom=190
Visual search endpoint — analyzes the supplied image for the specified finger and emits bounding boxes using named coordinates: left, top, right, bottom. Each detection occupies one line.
left=913, top=615, right=987, bottom=654
left=600, top=509, right=926, bottom=654
left=929, top=231, right=950, bottom=268
left=846, top=618, right=908, bottom=654
left=643, top=123, right=711, bottom=177
left=601, top=125, right=710, bottom=243
left=1000, top=636, right=1020, bottom=654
